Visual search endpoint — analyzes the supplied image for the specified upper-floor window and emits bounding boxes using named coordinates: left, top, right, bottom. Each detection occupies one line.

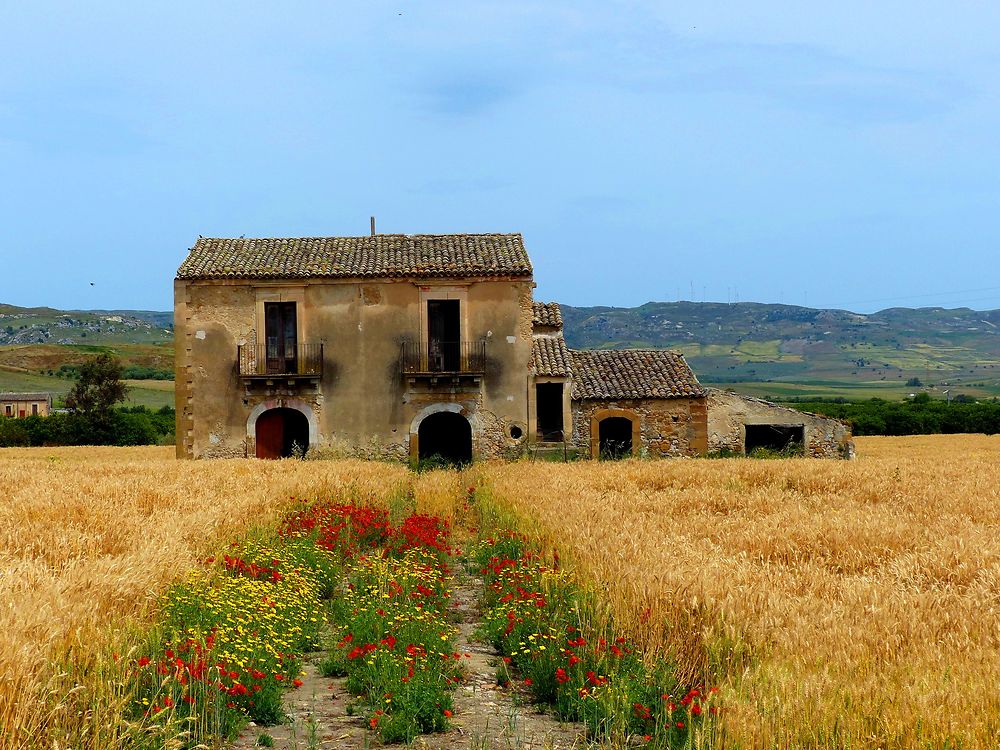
left=264, top=302, right=297, bottom=375
left=427, top=299, right=460, bottom=371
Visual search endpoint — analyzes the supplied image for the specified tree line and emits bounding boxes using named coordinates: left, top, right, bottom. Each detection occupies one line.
left=51, top=363, right=174, bottom=380
left=790, top=393, right=1000, bottom=436
left=0, top=353, right=174, bottom=447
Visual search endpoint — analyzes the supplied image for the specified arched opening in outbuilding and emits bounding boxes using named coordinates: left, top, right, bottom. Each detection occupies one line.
left=598, top=416, right=633, bottom=460
left=255, top=407, right=310, bottom=459
left=417, top=411, right=473, bottom=465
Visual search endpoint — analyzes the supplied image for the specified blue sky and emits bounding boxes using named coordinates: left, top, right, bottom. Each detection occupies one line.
left=1, top=1, right=998, bottom=313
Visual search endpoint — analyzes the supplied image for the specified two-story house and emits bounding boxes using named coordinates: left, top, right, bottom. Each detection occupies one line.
left=175, top=233, right=538, bottom=461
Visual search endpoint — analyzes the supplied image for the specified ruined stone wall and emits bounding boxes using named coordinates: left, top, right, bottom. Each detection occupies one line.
left=570, top=397, right=709, bottom=458
left=706, top=388, right=854, bottom=458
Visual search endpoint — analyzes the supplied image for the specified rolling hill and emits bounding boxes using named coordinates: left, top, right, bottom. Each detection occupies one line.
left=0, top=303, right=172, bottom=346
left=0, top=304, right=174, bottom=408
left=3, top=301, right=1000, bottom=404
left=561, top=302, right=1000, bottom=399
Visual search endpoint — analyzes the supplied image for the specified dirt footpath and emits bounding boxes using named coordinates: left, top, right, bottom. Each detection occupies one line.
left=229, top=571, right=585, bottom=750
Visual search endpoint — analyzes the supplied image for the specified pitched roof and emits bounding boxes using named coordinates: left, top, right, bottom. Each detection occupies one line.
left=176, top=234, right=532, bottom=280
left=569, top=349, right=705, bottom=400
left=0, top=392, right=52, bottom=401
left=532, top=302, right=563, bottom=329
left=532, top=336, right=572, bottom=377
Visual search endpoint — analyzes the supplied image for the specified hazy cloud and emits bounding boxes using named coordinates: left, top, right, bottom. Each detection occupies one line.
left=418, top=73, right=519, bottom=116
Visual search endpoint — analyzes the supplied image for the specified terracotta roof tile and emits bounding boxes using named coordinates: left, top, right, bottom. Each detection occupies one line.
left=532, top=336, right=572, bottom=377
left=532, top=302, right=563, bottom=329
left=570, top=349, right=704, bottom=400
left=176, top=234, right=532, bottom=280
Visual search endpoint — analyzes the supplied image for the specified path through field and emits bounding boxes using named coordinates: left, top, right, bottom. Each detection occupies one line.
left=229, top=566, right=585, bottom=750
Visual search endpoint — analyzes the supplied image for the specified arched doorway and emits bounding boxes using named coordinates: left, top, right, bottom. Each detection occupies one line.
left=598, top=416, right=633, bottom=459
left=417, top=411, right=473, bottom=465
left=255, top=408, right=310, bottom=459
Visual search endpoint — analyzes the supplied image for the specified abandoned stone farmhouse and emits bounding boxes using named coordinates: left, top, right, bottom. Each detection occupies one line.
left=174, top=233, right=851, bottom=461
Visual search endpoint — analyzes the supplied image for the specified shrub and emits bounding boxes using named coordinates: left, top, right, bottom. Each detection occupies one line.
left=0, top=418, right=31, bottom=447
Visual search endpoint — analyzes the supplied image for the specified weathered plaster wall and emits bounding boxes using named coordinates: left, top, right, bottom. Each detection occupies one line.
left=175, top=276, right=533, bottom=460
left=570, top=397, right=709, bottom=458
left=175, top=279, right=258, bottom=459
left=706, top=388, right=854, bottom=458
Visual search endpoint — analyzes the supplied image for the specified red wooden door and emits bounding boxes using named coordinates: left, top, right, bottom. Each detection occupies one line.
left=255, top=410, right=285, bottom=459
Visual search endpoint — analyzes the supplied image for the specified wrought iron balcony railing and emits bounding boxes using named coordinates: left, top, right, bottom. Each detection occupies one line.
left=400, top=341, right=486, bottom=376
left=238, top=343, right=323, bottom=378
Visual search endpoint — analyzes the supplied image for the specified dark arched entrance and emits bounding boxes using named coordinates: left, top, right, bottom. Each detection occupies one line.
left=598, top=416, right=633, bottom=459
left=418, top=411, right=473, bottom=465
left=255, top=408, right=310, bottom=459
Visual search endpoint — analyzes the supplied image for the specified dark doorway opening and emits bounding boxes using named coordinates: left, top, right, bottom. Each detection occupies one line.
left=744, top=424, right=804, bottom=454
left=536, top=383, right=564, bottom=441
left=265, top=302, right=298, bottom=374
left=418, top=411, right=472, bottom=465
left=427, top=300, right=461, bottom=371
left=255, top=408, right=310, bottom=459
left=598, top=417, right=633, bottom=459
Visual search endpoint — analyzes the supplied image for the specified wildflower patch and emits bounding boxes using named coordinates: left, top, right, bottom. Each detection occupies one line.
left=472, top=530, right=719, bottom=748
left=130, top=538, right=325, bottom=742
left=127, top=500, right=460, bottom=748
left=291, top=504, right=463, bottom=744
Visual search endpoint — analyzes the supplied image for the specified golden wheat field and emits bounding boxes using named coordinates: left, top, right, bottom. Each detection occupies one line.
left=482, top=435, right=1000, bottom=748
left=0, top=448, right=414, bottom=749
left=2, top=436, right=999, bottom=749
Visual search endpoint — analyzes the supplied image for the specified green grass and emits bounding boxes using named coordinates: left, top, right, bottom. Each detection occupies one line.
left=0, top=370, right=174, bottom=409
left=709, top=379, right=1000, bottom=402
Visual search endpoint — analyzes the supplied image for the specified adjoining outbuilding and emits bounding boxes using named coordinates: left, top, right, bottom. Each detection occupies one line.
left=567, top=349, right=708, bottom=458
left=528, top=303, right=710, bottom=459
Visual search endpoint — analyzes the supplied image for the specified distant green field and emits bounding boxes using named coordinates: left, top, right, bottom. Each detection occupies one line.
left=709, top=379, right=1000, bottom=402
left=0, top=369, right=174, bottom=410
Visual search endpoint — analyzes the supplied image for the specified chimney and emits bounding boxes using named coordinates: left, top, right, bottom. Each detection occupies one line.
left=370, top=216, right=376, bottom=237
